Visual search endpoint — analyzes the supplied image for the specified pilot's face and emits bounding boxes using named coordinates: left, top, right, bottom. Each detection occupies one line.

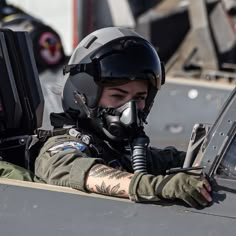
left=98, top=80, right=148, bottom=110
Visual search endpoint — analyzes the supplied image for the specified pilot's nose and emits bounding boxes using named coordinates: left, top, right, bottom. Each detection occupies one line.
left=136, top=100, right=145, bottom=111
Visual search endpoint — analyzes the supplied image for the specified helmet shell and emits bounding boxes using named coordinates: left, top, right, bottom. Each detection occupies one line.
left=62, top=27, right=164, bottom=118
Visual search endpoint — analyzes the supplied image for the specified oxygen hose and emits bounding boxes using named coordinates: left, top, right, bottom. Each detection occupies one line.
left=131, top=134, right=149, bottom=174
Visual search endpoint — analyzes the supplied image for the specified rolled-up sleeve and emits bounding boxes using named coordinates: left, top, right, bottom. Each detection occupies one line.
left=34, top=135, right=104, bottom=192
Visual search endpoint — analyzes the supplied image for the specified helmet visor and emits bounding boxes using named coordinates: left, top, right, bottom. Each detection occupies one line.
left=92, top=38, right=163, bottom=89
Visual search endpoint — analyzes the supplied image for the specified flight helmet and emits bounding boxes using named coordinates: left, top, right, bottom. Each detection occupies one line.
left=62, top=27, right=165, bottom=122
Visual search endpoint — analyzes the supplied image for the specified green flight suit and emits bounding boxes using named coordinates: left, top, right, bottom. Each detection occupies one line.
left=34, top=132, right=185, bottom=192
left=0, top=161, right=34, bottom=181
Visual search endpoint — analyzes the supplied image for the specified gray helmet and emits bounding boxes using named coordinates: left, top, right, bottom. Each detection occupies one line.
left=62, top=27, right=165, bottom=120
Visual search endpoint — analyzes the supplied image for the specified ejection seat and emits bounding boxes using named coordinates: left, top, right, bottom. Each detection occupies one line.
left=0, top=29, right=44, bottom=171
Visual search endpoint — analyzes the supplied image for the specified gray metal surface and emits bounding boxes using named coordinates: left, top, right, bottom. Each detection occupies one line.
left=0, top=182, right=235, bottom=236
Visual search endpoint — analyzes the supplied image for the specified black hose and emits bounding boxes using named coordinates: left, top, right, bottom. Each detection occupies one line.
left=131, top=134, right=149, bottom=173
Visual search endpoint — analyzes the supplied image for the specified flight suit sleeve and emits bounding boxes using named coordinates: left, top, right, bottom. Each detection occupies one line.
left=34, top=135, right=104, bottom=191
left=147, top=146, right=186, bottom=176
left=0, top=161, right=34, bottom=181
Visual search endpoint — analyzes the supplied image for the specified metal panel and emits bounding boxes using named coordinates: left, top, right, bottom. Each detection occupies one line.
left=146, top=78, right=233, bottom=150
left=0, top=181, right=236, bottom=236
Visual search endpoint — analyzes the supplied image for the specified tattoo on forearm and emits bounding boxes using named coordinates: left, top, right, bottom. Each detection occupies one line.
left=95, top=181, right=125, bottom=196
left=109, top=171, right=132, bottom=179
left=89, top=164, right=132, bottom=179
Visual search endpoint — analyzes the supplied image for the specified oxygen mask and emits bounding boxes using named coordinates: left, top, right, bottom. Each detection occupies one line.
left=97, top=100, right=147, bottom=142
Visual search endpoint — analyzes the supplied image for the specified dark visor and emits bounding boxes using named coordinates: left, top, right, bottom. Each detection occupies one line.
left=63, top=37, right=163, bottom=89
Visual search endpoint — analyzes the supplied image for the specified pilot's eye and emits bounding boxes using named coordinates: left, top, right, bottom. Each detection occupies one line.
left=111, top=94, right=124, bottom=99
left=134, top=96, right=146, bottom=101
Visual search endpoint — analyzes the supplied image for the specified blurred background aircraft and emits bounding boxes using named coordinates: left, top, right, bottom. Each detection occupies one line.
left=1, top=0, right=236, bottom=150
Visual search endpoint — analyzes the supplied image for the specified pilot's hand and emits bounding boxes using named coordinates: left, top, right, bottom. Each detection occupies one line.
left=158, top=173, right=212, bottom=208
left=129, top=172, right=212, bottom=208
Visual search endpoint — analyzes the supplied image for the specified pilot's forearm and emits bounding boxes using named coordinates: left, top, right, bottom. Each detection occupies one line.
left=85, top=164, right=133, bottom=198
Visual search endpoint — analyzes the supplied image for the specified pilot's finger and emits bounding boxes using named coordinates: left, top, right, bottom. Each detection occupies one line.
left=200, top=188, right=212, bottom=202
left=201, top=176, right=212, bottom=192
